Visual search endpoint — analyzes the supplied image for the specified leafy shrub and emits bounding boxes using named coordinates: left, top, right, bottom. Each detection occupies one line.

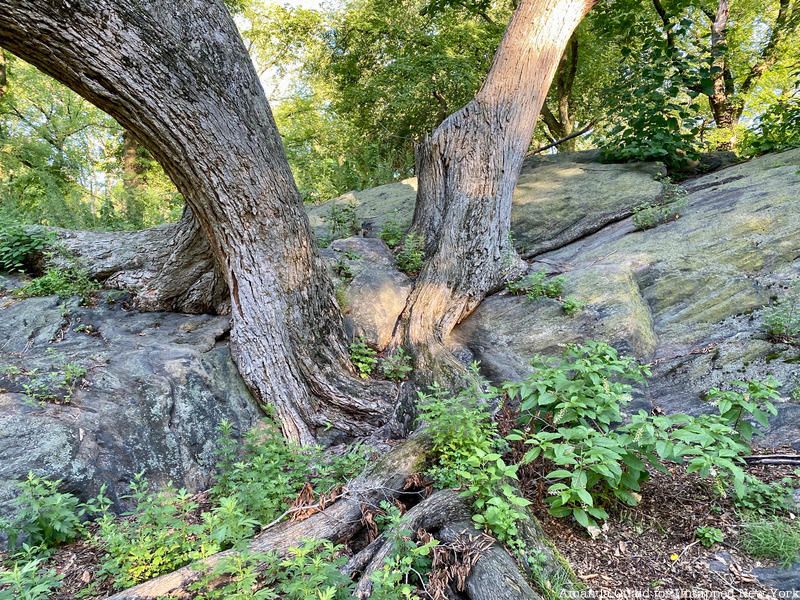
left=380, top=348, right=413, bottom=381
left=763, top=286, right=800, bottom=344
left=695, top=526, right=724, bottom=547
left=740, top=96, right=800, bottom=157
left=395, top=233, right=424, bottom=275
left=0, top=473, right=89, bottom=550
left=600, top=43, right=702, bottom=169
left=418, top=373, right=531, bottom=550
left=0, top=224, right=50, bottom=273
left=190, top=540, right=353, bottom=600
left=741, top=518, right=800, bottom=567
left=370, top=501, right=438, bottom=600
left=505, top=342, right=777, bottom=530
left=379, top=220, right=405, bottom=249
left=349, top=337, right=378, bottom=378
left=16, top=267, right=98, bottom=301
left=506, top=270, right=564, bottom=301
left=0, top=557, right=62, bottom=600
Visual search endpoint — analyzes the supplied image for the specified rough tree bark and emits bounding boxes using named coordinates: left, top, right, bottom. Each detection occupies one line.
left=0, top=0, right=394, bottom=444
left=394, top=0, right=593, bottom=378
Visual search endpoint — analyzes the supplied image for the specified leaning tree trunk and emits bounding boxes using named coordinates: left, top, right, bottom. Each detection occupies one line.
left=0, top=0, right=394, bottom=444
left=395, top=0, right=593, bottom=378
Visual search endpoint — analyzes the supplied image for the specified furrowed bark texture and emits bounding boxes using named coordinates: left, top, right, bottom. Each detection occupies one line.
left=396, top=0, right=592, bottom=376
left=54, top=209, right=227, bottom=314
left=0, top=0, right=394, bottom=443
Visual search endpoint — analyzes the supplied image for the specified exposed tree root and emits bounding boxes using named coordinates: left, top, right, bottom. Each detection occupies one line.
left=52, top=210, right=227, bottom=314
left=105, top=433, right=431, bottom=599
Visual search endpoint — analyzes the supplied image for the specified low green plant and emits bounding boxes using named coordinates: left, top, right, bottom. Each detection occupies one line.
left=213, top=419, right=365, bottom=526
left=379, top=220, right=405, bottom=248
left=395, top=233, right=424, bottom=275
left=96, top=476, right=217, bottom=588
left=505, top=342, right=777, bottom=531
left=190, top=540, right=353, bottom=600
left=740, top=518, right=800, bottom=567
left=762, top=286, right=799, bottom=344
left=14, top=354, right=89, bottom=405
left=322, top=201, right=359, bottom=240
left=418, top=372, right=531, bottom=551
left=695, top=526, right=724, bottom=547
left=0, top=557, right=62, bottom=600
left=369, top=501, right=439, bottom=600
left=349, top=337, right=378, bottom=378
left=16, top=266, right=98, bottom=301
left=380, top=348, right=413, bottom=381
left=734, top=473, right=798, bottom=517
left=189, top=550, right=276, bottom=600
left=561, top=296, right=584, bottom=316
left=333, top=259, right=353, bottom=281
left=506, top=270, right=564, bottom=301
left=0, top=224, right=50, bottom=273
left=631, top=181, right=688, bottom=231
left=0, top=473, right=94, bottom=550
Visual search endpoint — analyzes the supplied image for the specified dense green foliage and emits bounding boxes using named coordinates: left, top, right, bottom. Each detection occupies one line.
left=0, top=54, right=182, bottom=230
left=421, top=342, right=782, bottom=544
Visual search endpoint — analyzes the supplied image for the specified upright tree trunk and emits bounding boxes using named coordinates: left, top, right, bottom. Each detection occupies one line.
left=708, top=0, right=737, bottom=149
left=121, top=130, right=146, bottom=226
left=0, top=0, right=393, bottom=444
left=540, top=32, right=579, bottom=151
left=395, top=0, right=592, bottom=377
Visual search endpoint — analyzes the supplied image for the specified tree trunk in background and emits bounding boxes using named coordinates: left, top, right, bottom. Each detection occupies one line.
left=708, top=0, right=737, bottom=150
left=0, top=0, right=393, bottom=444
left=121, top=130, right=146, bottom=227
left=540, top=32, right=579, bottom=151
left=395, top=0, right=592, bottom=378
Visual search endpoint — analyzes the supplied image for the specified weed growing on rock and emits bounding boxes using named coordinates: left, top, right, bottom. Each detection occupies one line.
left=379, top=220, right=405, bottom=248
left=16, top=266, right=98, bottom=302
left=561, top=296, right=585, bottom=316
left=763, top=285, right=800, bottom=345
left=349, top=337, right=378, bottom=378
left=506, top=270, right=564, bottom=300
left=395, top=233, right=424, bottom=275
left=631, top=180, right=688, bottom=230
left=323, top=201, right=360, bottom=240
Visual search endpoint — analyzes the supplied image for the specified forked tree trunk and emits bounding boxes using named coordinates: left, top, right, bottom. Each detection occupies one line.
left=395, top=0, right=592, bottom=377
left=0, top=0, right=393, bottom=444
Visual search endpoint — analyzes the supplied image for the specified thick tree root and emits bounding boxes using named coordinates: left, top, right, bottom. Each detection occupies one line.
left=105, top=433, right=431, bottom=599
left=52, top=210, right=227, bottom=314
left=102, top=431, right=573, bottom=599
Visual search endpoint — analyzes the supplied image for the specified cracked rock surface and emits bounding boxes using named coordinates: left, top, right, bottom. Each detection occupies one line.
left=0, top=291, right=261, bottom=517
